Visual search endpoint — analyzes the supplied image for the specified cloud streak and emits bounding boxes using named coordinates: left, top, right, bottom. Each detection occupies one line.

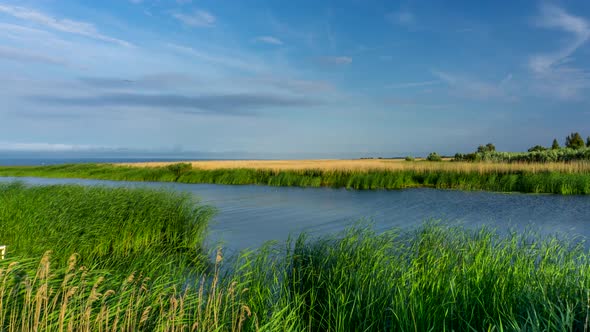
left=0, top=5, right=132, bottom=47
left=0, top=142, right=100, bottom=152
left=171, top=10, right=216, bottom=27
left=246, top=76, right=334, bottom=94
left=528, top=4, right=590, bottom=99
left=254, top=36, right=283, bottom=45
left=386, top=10, right=415, bottom=27
left=0, top=46, right=68, bottom=66
left=79, top=73, right=196, bottom=90
left=529, top=4, right=590, bottom=73
left=386, top=80, right=440, bottom=89
left=167, top=43, right=265, bottom=72
left=27, top=92, right=319, bottom=115
left=433, top=71, right=513, bottom=101
left=317, top=56, right=352, bottom=65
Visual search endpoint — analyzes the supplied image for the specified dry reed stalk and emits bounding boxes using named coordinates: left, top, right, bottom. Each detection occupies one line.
left=119, top=159, right=590, bottom=174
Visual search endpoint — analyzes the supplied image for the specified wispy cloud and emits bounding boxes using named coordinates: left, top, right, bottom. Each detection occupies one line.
left=500, top=73, right=513, bottom=86
left=433, top=70, right=514, bottom=101
left=246, top=76, right=334, bottom=94
left=254, top=36, right=283, bottom=45
left=317, top=56, right=352, bottom=65
left=167, top=43, right=265, bottom=72
left=79, top=73, right=196, bottom=90
left=28, top=92, right=319, bottom=115
left=386, top=10, right=415, bottom=27
left=386, top=80, right=440, bottom=89
left=529, top=4, right=590, bottom=73
left=171, top=10, right=216, bottom=27
left=528, top=4, right=590, bottom=99
left=530, top=67, right=590, bottom=100
left=0, top=142, right=100, bottom=152
left=0, top=46, right=68, bottom=66
left=0, top=5, right=132, bottom=47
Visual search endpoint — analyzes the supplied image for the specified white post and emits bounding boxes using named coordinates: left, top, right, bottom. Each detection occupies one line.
left=0, top=245, right=6, bottom=260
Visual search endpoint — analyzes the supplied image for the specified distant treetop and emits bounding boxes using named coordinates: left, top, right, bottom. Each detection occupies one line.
left=477, top=143, right=496, bottom=153
left=565, top=132, right=585, bottom=149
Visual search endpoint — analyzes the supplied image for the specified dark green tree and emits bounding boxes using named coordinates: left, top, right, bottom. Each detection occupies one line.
left=551, top=138, right=560, bottom=150
left=587, top=136, right=590, bottom=147
left=477, top=143, right=496, bottom=153
left=565, top=132, right=585, bottom=149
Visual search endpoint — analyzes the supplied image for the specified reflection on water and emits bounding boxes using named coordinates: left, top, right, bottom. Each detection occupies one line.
left=1, top=176, right=589, bottom=254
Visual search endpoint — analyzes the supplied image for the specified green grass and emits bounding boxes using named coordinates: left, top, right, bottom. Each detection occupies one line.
left=0, top=182, right=214, bottom=275
left=2, top=163, right=590, bottom=194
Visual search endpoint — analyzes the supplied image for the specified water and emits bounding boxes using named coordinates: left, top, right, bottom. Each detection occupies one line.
left=1, top=176, right=589, bottom=254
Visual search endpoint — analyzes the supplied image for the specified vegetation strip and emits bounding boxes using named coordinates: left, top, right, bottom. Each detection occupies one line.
left=0, top=182, right=214, bottom=274
left=1, top=183, right=589, bottom=330
left=2, top=162, right=590, bottom=194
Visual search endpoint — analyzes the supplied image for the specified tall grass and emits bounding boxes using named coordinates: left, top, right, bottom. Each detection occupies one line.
left=3, top=181, right=590, bottom=329
left=1, top=200, right=589, bottom=331
left=0, top=182, right=214, bottom=274
left=288, top=225, right=590, bottom=331
left=2, top=163, right=590, bottom=194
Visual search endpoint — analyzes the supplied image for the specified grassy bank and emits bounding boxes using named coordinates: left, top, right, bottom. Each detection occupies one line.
left=2, top=162, right=590, bottom=194
left=1, top=222, right=589, bottom=331
left=0, top=183, right=214, bottom=275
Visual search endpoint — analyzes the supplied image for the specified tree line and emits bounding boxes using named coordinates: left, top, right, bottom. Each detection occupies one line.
left=453, top=132, right=590, bottom=162
left=528, top=132, right=590, bottom=152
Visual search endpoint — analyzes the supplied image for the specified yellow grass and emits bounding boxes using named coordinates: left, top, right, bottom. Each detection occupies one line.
left=119, top=159, right=590, bottom=174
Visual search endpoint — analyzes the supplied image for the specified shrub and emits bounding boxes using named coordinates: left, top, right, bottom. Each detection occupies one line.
left=167, top=162, right=193, bottom=176
left=405, top=156, right=415, bottom=161
left=426, top=152, right=442, bottom=162
left=528, top=145, right=547, bottom=152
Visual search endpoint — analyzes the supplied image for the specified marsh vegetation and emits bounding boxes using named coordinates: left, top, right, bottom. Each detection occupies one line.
left=0, top=183, right=589, bottom=331
left=2, top=160, right=590, bottom=194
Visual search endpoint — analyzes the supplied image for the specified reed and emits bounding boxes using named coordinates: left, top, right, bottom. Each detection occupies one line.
left=122, top=159, right=590, bottom=174
left=0, top=182, right=214, bottom=275
left=2, top=162, right=590, bottom=194
left=1, top=223, right=589, bottom=331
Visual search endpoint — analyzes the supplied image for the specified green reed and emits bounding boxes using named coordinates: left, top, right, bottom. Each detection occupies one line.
left=0, top=182, right=214, bottom=275
left=2, top=163, right=590, bottom=194
left=1, top=188, right=589, bottom=332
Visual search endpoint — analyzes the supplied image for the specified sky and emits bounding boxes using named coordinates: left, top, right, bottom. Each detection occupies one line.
left=1, top=0, right=590, bottom=158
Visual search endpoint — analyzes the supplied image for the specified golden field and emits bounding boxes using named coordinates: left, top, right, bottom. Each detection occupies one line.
left=119, top=159, right=590, bottom=174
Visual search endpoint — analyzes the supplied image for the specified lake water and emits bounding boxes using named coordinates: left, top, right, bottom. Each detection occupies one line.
left=1, top=176, right=589, bottom=254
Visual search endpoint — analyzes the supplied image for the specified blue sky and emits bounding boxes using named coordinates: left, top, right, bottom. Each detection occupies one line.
left=1, top=0, right=590, bottom=157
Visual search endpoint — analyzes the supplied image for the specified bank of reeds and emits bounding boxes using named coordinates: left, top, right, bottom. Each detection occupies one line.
left=2, top=162, right=590, bottom=194
left=1, top=223, right=589, bottom=331
left=123, top=159, right=590, bottom=174
left=0, top=183, right=214, bottom=274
